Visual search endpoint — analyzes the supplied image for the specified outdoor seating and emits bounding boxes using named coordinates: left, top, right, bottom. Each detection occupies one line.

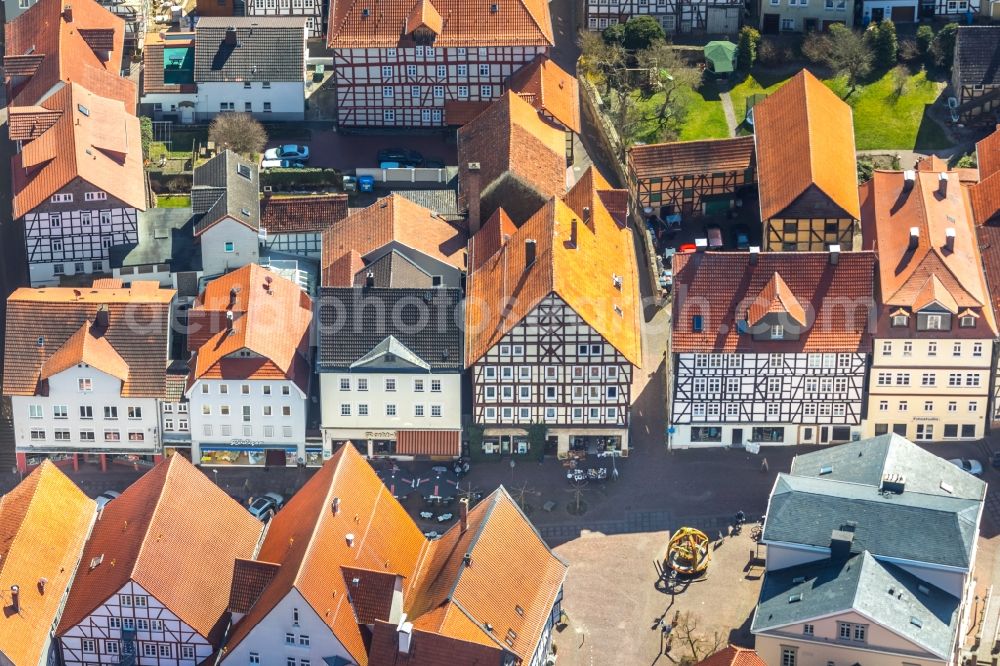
left=437, top=513, right=453, bottom=523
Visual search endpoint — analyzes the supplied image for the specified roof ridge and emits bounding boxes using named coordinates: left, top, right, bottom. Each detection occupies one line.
left=130, top=457, right=175, bottom=581
left=442, top=490, right=500, bottom=604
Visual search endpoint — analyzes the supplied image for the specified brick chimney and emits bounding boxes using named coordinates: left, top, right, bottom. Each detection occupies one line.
left=464, top=164, right=482, bottom=235
left=62, top=4, right=72, bottom=21
left=524, top=239, right=536, bottom=268
left=459, top=497, right=469, bottom=534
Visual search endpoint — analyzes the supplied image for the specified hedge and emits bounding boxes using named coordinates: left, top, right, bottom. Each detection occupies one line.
left=260, top=168, right=342, bottom=191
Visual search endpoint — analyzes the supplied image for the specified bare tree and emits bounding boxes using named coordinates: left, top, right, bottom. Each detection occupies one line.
left=578, top=30, right=628, bottom=97
left=667, top=612, right=726, bottom=665
left=636, top=42, right=702, bottom=135
left=208, top=113, right=268, bottom=157
left=802, top=24, right=872, bottom=95
left=510, top=481, right=540, bottom=512
left=565, top=476, right=589, bottom=515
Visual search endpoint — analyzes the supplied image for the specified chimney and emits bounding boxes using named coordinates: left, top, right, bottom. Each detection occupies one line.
left=228, top=285, right=239, bottom=308
left=903, top=170, right=916, bottom=190
left=397, top=619, right=414, bottom=653
left=224, top=26, right=238, bottom=46
left=938, top=172, right=949, bottom=196
left=749, top=246, right=760, bottom=265
left=829, top=244, right=841, bottom=265
left=945, top=226, right=956, bottom=252
left=332, top=497, right=341, bottom=515
left=226, top=310, right=234, bottom=331
left=694, top=238, right=708, bottom=253
left=345, top=533, right=355, bottom=548
left=908, top=227, right=919, bottom=251
left=462, top=552, right=472, bottom=567
left=570, top=218, right=578, bottom=248
left=830, top=526, right=855, bottom=560
left=583, top=206, right=591, bottom=227
left=62, top=4, right=72, bottom=21
left=524, top=239, right=537, bottom=267
left=10, top=585, right=19, bottom=613
left=459, top=498, right=469, bottom=534
left=94, top=303, right=109, bottom=331
left=365, top=272, right=375, bottom=288
left=464, top=166, right=482, bottom=235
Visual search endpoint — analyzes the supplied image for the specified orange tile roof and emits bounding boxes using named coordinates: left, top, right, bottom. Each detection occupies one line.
left=746, top=272, right=807, bottom=326
left=469, top=207, right=517, bottom=271
left=976, top=222, right=1000, bottom=322
left=753, top=69, right=860, bottom=221
left=58, top=455, right=264, bottom=641
left=695, top=646, right=767, bottom=666
left=978, top=126, right=1000, bottom=179
left=327, top=0, right=553, bottom=48
left=860, top=169, right=997, bottom=335
left=4, top=281, right=175, bottom=397
left=458, top=91, right=567, bottom=223
left=671, top=251, right=876, bottom=353
left=11, top=82, right=146, bottom=219
left=0, top=462, right=94, bottom=666
left=8, top=105, right=63, bottom=141
left=368, top=619, right=503, bottom=665
left=465, top=167, right=641, bottom=366
left=507, top=55, right=581, bottom=133
left=972, top=126, right=1000, bottom=224
left=39, top=320, right=129, bottom=382
left=444, top=100, right=491, bottom=126
left=188, top=264, right=313, bottom=390
left=320, top=194, right=467, bottom=286
left=4, top=0, right=134, bottom=110
left=627, top=135, right=755, bottom=181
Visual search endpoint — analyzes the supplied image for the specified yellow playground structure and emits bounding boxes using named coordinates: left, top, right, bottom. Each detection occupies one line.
left=665, top=527, right=711, bottom=576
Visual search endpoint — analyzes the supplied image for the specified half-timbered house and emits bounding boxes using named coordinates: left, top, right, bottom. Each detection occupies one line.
left=10, top=83, right=146, bottom=287
left=218, top=444, right=566, bottom=666
left=57, top=454, right=263, bottom=666
left=326, top=0, right=554, bottom=129
left=260, top=193, right=349, bottom=259
left=458, top=90, right=568, bottom=232
left=466, top=167, right=641, bottom=457
left=973, top=128, right=1000, bottom=429
left=670, top=248, right=876, bottom=448
left=584, top=0, right=743, bottom=34
left=952, top=27, right=1000, bottom=125
left=861, top=166, right=997, bottom=441
left=0, top=462, right=95, bottom=666
left=754, top=70, right=861, bottom=252
left=627, top=135, right=755, bottom=217
left=3, top=280, right=176, bottom=474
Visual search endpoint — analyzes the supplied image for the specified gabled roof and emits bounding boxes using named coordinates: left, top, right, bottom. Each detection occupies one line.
left=954, top=26, right=1000, bottom=86
left=4, top=281, right=175, bottom=397
left=141, top=33, right=197, bottom=95
left=746, top=272, right=807, bottom=326
left=194, top=17, right=306, bottom=83
left=507, top=54, right=581, bottom=133
left=320, top=194, right=467, bottom=286
left=469, top=207, right=517, bottom=271
left=327, top=0, right=553, bottom=48
left=352, top=249, right=435, bottom=288
left=11, top=83, right=146, bottom=219
left=627, top=135, right=755, bottom=181
left=860, top=168, right=997, bottom=334
left=694, top=646, right=766, bottom=666
left=317, top=287, right=463, bottom=371
left=972, top=126, right=1000, bottom=225
left=465, top=167, right=641, bottom=366
left=260, top=194, right=349, bottom=234
left=192, top=150, right=260, bottom=235
left=368, top=620, right=503, bottom=665
left=0, top=462, right=94, bottom=666
left=188, top=264, right=313, bottom=389
left=58, top=455, right=264, bottom=641
left=752, top=551, right=960, bottom=660
left=671, top=251, right=876, bottom=353
left=39, top=320, right=129, bottom=382
left=753, top=69, right=860, bottom=221
left=4, top=0, right=134, bottom=109
left=350, top=335, right=432, bottom=370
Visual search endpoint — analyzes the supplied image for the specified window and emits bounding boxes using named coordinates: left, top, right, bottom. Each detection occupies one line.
left=383, top=110, right=395, bottom=123
left=896, top=373, right=910, bottom=386
left=458, top=85, right=469, bottom=98
left=104, top=430, right=120, bottom=441
left=877, top=372, right=892, bottom=386
left=54, top=429, right=70, bottom=440
left=431, top=405, right=442, bottom=417
left=974, top=342, right=983, bottom=357
left=803, top=624, right=814, bottom=635
left=128, top=406, right=142, bottom=419
left=414, top=379, right=425, bottom=392
left=970, top=401, right=979, bottom=412
left=924, top=400, right=934, bottom=412
left=299, top=635, right=310, bottom=647
left=948, top=401, right=958, bottom=412
left=386, top=404, right=397, bottom=416
left=340, top=377, right=350, bottom=391
left=382, top=86, right=394, bottom=98
left=223, top=240, right=236, bottom=253
left=242, top=405, right=251, bottom=422
left=285, top=633, right=295, bottom=645
left=949, top=373, right=962, bottom=386
left=458, top=64, right=468, bottom=76
left=770, top=324, right=784, bottom=339
left=967, top=373, right=981, bottom=387
left=84, top=191, right=107, bottom=201
left=882, top=341, right=892, bottom=355
left=282, top=406, right=291, bottom=416
left=106, top=641, right=120, bottom=655
left=80, top=430, right=95, bottom=441
left=263, top=102, right=272, bottom=113
left=960, top=314, right=977, bottom=328
left=879, top=400, right=889, bottom=411
left=250, top=654, right=261, bottom=665
left=143, top=644, right=156, bottom=657
left=433, top=85, right=444, bottom=98
left=781, top=647, right=796, bottom=666
left=781, top=17, right=795, bottom=29
left=109, top=617, right=121, bottom=629
left=921, top=373, right=936, bottom=386
left=381, top=65, right=393, bottom=77
left=899, top=401, right=908, bottom=411
left=431, top=379, right=441, bottom=392
left=50, top=193, right=73, bottom=203
left=480, top=85, right=492, bottom=98
left=436, top=65, right=446, bottom=77
left=479, top=64, right=490, bottom=76
left=341, top=404, right=351, bottom=416
left=182, top=646, right=195, bottom=659
left=219, top=102, right=235, bottom=111
left=29, top=404, right=42, bottom=419
left=892, top=313, right=908, bottom=327
left=120, top=594, right=133, bottom=607
left=917, top=424, right=934, bottom=441
left=78, top=378, right=93, bottom=392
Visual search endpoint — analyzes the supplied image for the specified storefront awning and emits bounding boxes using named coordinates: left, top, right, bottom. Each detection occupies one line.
left=395, top=430, right=460, bottom=457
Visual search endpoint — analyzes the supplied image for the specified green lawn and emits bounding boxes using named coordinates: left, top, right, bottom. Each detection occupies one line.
left=157, top=194, right=191, bottom=208
left=630, top=80, right=730, bottom=144
left=728, top=69, right=950, bottom=150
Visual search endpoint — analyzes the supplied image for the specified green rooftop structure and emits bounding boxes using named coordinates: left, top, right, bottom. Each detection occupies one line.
left=163, top=46, right=194, bottom=85
left=704, top=40, right=736, bottom=76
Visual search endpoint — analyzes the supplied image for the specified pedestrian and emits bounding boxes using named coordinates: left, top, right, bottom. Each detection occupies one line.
left=760, top=457, right=769, bottom=473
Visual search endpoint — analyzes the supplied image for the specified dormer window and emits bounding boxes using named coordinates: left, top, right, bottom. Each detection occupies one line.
left=960, top=314, right=976, bottom=328
left=891, top=313, right=909, bottom=327
left=917, top=312, right=949, bottom=331
left=770, top=324, right=784, bottom=340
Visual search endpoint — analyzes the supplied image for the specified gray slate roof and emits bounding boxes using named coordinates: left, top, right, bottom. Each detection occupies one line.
left=110, top=208, right=202, bottom=272
left=752, top=551, right=960, bottom=660
left=192, top=150, right=260, bottom=234
left=316, top=287, right=463, bottom=371
left=955, top=26, right=1000, bottom=86
left=194, top=17, right=305, bottom=83
left=353, top=250, right=435, bottom=288
left=766, top=435, right=985, bottom=569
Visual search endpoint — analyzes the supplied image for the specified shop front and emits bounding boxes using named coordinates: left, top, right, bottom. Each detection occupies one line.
left=482, top=426, right=629, bottom=459
left=670, top=423, right=860, bottom=448
left=325, top=429, right=460, bottom=460
left=16, top=448, right=161, bottom=473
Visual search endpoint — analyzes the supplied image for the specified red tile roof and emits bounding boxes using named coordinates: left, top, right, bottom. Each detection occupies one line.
left=5, top=0, right=134, bottom=109
left=753, top=70, right=860, bottom=221
left=7, top=106, right=63, bottom=141
left=327, top=0, right=553, bottom=48
left=978, top=126, right=1000, bottom=179
left=395, top=430, right=461, bottom=456
left=228, top=559, right=280, bottom=614
left=469, top=207, right=517, bottom=271
left=466, top=167, right=641, bottom=366
left=260, top=194, right=349, bottom=234
left=58, top=455, right=264, bottom=641
left=695, top=646, right=767, bottom=666
left=860, top=169, right=997, bottom=335
left=11, top=83, right=146, bottom=219
left=746, top=272, right=807, bottom=326
left=188, top=264, right=313, bottom=390
left=4, top=281, right=175, bottom=397
left=444, top=100, right=491, bottom=126
left=0, top=462, right=94, bottom=666
left=671, top=251, right=876, bottom=353
left=141, top=35, right=198, bottom=95
left=627, top=135, right=755, bottom=182
left=368, top=620, right=503, bottom=665
left=972, top=126, right=1000, bottom=224
left=507, top=55, right=580, bottom=133
left=342, top=567, right=398, bottom=624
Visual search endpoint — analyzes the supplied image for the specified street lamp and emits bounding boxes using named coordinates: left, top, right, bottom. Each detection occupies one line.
left=212, top=469, right=219, bottom=487
left=509, top=459, right=515, bottom=484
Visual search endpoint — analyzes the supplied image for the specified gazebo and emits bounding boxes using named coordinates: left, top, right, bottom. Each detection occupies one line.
left=704, top=40, right=737, bottom=77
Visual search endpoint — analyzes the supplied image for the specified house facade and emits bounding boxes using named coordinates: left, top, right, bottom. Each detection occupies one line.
left=191, top=150, right=261, bottom=277
left=754, top=70, right=860, bottom=251
left=245, top=0, right=324, bottom=37
left=466, top=168, right=641, bottom=457
left=585, top=0, right=742, bottom=34
left=951, top=26, right=1000, bottom=125
left=185, top=264, right=315, bottom=466
left=758, top=0, right=853, bottom=33
left=861, top=167, right=997, bottom=442
left=326, top=0, right=553, bottom=128
left=670, top=249, right=876, bottom=448
left=3, top=280, right=176, bottom=473
left=973, top=128, right=1000, bottom=428
left=260, top=194, right=349, bottom=259
left=317, top=287, right=464, bottom=459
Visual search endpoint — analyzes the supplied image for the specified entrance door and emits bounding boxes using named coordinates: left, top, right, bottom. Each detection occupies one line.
left=804, top=17, right=818, bottom=31
left=871, top=6, right=885, bottom=20
left=501, top=436, right=511, bottom=454
left=890, top=5, right=916, bottom=20
left=731, top=428, right=743, bottom=446
left=819, top=426, right=830, bottom=444
left=179, top=105, right=195, bottom=124
left=762, top=13, right=780, bottom=33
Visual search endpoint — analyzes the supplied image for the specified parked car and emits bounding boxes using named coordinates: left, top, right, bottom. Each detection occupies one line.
left=95, top=490, right=120, bottom=510
left=260, top=158, right=305, bottom=169
left=706, top=225, right=724, bottom=249
left=948, top=458, right=983, bottom=477
left=377, top=148, right=423, bottom=167
left=263, top=144, right=309, bottom=161
left=733, top=224, right=750, bottom=250
left=247, top=492, right=285, bottom=521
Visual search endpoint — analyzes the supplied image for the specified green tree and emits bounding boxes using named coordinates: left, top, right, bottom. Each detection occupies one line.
left=623, top=16, right=665, bottom=50
left=932, top=22, right=958, bottom=70
left=139, top=116, right=153, bottom=162
left=208, top=113, right=268, bottom=156
left=916, top=24, right=934, bottom=58
left=869, top=19, right=898, bottom=69
left=890, top=63, right=909, bottom=100
left=857, top=155, right=875, bottom=183
left=954, top=152, right=978, bottom=168
left=601, top=22, right=625, bottom=45
left=527, top=423, right=547, bottom=460
left=803, top=24, right=873, bottom=94
left=736, top=26, right=761, bottom=71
